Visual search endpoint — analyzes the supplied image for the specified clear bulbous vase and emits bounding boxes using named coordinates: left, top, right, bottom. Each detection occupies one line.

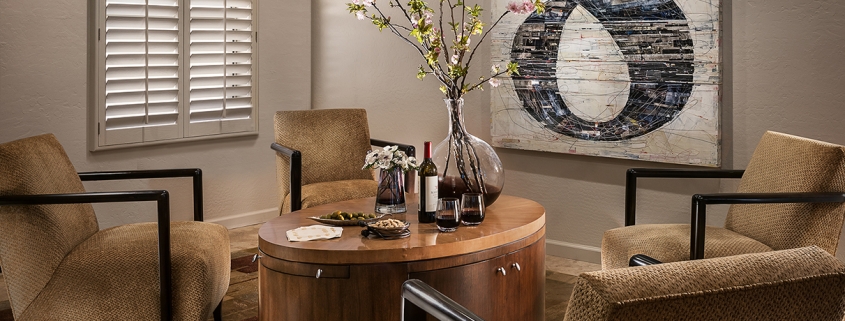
left=432, top=98, right=504, bottom=206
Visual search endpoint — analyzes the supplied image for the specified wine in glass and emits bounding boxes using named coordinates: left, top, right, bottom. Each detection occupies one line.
left=461, top=193, right=485, bottom=226
left=435, top=198, right=460, bottom=232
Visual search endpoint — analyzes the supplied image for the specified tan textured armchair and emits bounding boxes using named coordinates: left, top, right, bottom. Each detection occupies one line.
left=402, top=247, right=845, bottom=320
left=0, top=134, right=230, bottom=321
left=564, top=246, right=845, bottom=320
left=602, top=131, right=845, bottom=269
left=272, top=109, right=415, bottom=214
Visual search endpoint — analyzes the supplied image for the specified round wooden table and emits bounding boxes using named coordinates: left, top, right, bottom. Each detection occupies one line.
left=257, top=195, right=546, bottom=321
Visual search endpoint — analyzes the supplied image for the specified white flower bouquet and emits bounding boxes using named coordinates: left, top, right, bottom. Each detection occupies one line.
left=363, top=145, right=419, bottom=172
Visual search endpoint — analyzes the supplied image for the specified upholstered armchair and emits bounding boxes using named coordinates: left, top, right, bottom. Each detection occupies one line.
left=0, top=134, right=230, bottom=321
left=602, top=131, right=845, bottom=269
left=401, top=247, right=845, bottom=320
left=272, top=109, right=415, bottom=214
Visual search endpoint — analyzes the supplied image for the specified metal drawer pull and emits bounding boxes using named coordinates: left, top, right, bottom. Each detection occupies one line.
left=512, top=263, right=521, bottom=272
left=252, top=254, right=262, bottom=263
left=316, top=269, right=323, bottom=279
left=496, top=267, right=507, bottom=276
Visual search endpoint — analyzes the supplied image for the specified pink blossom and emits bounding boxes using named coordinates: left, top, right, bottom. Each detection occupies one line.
left=451, top=54, right=460, bottom=64
left=424, top=12, right=433, bottom=25
left=363, top=0, right=375, bottom=6
left=352, top=0, right=363, bottom=4
left=506, top=2, right=521, bottom=14
left=434, top=47, right=441, bottom=54
left=522, top=0, right=535, bottom=13
left=489, top=78, right=501, bottom=87
left=507, top=0, right=536, bottom=14
left=429, top=28, right=441, bottom=41
left=356, top=11, right=366, bottom=20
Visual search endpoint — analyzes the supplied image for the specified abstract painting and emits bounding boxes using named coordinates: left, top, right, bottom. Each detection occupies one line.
left=490, top=0, right=721, bottom=166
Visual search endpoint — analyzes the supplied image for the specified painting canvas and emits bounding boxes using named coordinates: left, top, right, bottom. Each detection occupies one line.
left=490, top=0, right=721, bottom=166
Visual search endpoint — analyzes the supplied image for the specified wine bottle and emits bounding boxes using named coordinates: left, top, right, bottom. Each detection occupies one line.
left=418, top=141, right=438, bottom=223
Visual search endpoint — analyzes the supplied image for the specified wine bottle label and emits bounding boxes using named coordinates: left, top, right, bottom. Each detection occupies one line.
left=425, top=176, right=438, bottom=212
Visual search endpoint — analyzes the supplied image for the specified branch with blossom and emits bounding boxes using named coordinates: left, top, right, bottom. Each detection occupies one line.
left=347, top=0, right=544, bottom=100
left=363, top=145, right=420, bottom=172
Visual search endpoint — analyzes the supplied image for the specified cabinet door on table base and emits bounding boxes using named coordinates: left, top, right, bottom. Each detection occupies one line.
left=405, top=239, right=545, bottom=321
left=259, top=262, right=408, bottom=321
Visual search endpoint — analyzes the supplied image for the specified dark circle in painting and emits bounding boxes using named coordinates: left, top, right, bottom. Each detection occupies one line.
left=510, top=0, right=694, bottom=141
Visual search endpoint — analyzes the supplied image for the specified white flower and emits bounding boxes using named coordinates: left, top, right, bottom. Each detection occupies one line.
left=356, top=11, right=366, bottom=20
left=451, top=54, right=460, bottom=64
left=489, top=77, right=501, bottom=87
left=362, top=145, right=419, bottom=171
left=492, top=64, right=501, bottom=73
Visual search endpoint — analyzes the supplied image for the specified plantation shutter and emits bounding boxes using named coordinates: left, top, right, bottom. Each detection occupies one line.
left=101, top=0, right=182, bottom=145
left=187, top=0, right=256, bottom=137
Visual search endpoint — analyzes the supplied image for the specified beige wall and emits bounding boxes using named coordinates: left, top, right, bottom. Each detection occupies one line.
left=2, top=0, right=845, bottom=262
left=0, top=0, right=311, bottom=228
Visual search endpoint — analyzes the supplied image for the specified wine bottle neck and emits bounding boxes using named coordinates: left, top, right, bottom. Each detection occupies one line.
left=423, top=141, right=432, bottom=159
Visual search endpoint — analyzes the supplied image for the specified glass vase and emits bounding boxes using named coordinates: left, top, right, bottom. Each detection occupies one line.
left=433, top=98, right=505, bottom=206
left=375, top=167, right=407, bottom=214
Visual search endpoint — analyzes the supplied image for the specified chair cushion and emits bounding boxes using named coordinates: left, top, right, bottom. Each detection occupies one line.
left=601, top=224, right=773, bottom=270
left=17, top=221, right=230, bottom=321
left=282, top=179, right=378, bottom=214
left=565, top=246, right=845, bottom=321
left=725, top=131, right=845, bottom=254
left=274, top=109, right=375, bottom=211
left=0, top=134, right=100, bottom=317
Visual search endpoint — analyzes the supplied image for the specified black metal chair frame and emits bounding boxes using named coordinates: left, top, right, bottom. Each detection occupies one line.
left=401, top=279, right=484, bottom=321
left=0, top=168, right=222, bottom=321
left=625, top=168, right=845, bottom=260
left=272, top=139, right=416, bottom=212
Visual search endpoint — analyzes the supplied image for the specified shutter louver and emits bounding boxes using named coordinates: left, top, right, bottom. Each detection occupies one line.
left=103, top=0, right=181, bottom=145
left=187, top=0, right=256, bottom=136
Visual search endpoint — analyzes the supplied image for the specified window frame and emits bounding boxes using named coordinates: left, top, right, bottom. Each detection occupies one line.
left=89, top=0, right=259, bottom=151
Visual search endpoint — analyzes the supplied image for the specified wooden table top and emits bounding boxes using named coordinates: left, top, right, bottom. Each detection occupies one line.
left=258, top=195, right=545, bottom=265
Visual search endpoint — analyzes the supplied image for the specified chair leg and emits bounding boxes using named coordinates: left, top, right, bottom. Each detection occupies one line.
left=214, top=300, right=222, bottom=321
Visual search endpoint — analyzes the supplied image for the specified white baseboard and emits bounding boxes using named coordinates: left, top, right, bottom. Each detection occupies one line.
left=545, top=239, right=601, bottom=264
left=207, top=207, right=280, bottom=229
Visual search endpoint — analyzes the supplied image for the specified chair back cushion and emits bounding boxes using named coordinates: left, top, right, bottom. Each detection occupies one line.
left=274, top=109, right=374, bottom=210
left=564, top=246, right=845, bottom=321
left=725, top=131, right=845, bottom=254
left=0, top=134, right=100, bottom=316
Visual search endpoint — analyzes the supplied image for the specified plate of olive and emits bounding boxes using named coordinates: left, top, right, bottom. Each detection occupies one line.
left=309, top=210, right=386, bottom=226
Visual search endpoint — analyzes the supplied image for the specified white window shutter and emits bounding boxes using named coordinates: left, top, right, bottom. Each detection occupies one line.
left=93, top=0, right=257, bottom=150
left=186, top=0, right=256, bottom=137
left=100, top=0, right=182, bottom=146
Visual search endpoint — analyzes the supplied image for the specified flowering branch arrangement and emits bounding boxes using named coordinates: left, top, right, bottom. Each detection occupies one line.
left=363, top=145, right=420, bottom=172
left=347, top=0, right=544, bottom=100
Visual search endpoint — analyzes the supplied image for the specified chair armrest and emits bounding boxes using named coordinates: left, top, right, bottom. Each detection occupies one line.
left=688, top=192, right=845, bottom=260
left=0, top=191, right=175, bottom=321
left=401, top=279, right=485, bottom=321
left=625, top=168, right=745, bottom=226
left=271, top=142, right=302, bottom=212
left=629, top=254, right=663, bottom=267
left=78, top=168, right=204, bottom=222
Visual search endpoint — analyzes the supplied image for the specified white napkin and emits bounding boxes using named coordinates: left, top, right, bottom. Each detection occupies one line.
left=286, top=225, right=343, bottom=242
